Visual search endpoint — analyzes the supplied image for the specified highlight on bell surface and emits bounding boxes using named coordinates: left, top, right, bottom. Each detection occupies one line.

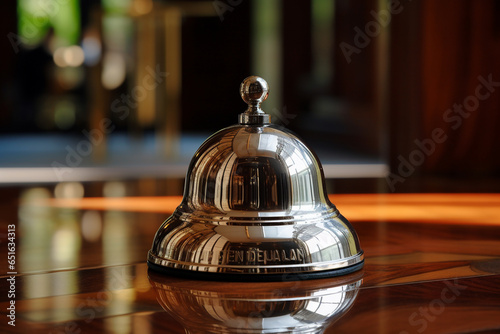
left=147, top=76, right=364, bottom=281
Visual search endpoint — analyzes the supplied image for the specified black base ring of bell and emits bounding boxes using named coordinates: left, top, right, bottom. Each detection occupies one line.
left=147, top=260, right=364, bottom=282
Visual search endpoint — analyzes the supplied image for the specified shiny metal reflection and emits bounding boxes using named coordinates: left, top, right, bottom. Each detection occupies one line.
left=148, top=76, right=363, bottom=280
left=149, top=269, right=362, bottom=334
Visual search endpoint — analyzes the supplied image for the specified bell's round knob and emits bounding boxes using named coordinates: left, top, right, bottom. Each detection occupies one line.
left=148, top=76, right=364, bottom=281
left=240, top=76, right=269, bottom=105
left=239, top=76, right=271, bottom=125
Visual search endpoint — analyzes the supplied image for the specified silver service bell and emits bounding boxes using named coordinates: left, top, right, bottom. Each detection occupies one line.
left=148, top=76, right=364, bottom=281
left=149, top=270, right=363, bottom=333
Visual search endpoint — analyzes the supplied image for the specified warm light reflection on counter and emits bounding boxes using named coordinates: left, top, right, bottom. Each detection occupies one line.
left=37, top=193, right=500, bottom=225
left=332, top=193, right=500, bottom=225
left=81, top=210, right=103, bottom=242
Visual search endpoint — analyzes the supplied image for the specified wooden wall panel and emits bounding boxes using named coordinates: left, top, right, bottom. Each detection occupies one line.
left=399, top=0, right=500, bottom=176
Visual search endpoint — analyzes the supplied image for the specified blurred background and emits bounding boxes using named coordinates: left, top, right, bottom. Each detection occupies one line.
left=0, top=3, right=499, bottom=330
left=1, top=0, right=500, bottom=194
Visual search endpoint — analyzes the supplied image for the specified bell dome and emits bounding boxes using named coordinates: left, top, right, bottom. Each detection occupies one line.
left=148, top=76, right=364, bottom=280
left=181, top=124, right=332, bottom=217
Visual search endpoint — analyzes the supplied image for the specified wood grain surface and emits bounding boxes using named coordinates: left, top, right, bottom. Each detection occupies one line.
left=0, top=193, right=499, bottom=333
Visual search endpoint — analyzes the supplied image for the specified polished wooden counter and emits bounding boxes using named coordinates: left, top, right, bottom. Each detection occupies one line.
left=1, top=191, right=499, bottom=333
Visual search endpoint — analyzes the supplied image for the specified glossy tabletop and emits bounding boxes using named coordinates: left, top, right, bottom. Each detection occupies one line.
left=1, top=190, right=500, bottom=333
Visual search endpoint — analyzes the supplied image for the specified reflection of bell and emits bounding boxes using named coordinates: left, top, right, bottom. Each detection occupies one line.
left=149, top=270, right=362, bottom=334
left=148, top=76, right=364, bottom=281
